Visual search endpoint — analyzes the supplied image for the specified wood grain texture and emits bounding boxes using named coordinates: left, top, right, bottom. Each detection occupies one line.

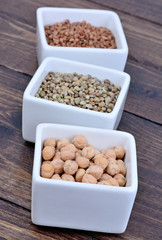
left=0, top=0, right=162, bottom=75
left=125, top=62, right=162, bottom=124
left=0, top=200, right=95, bottom=240
left=1, top=109, right=161, bottom=210
left=0, top=0, right=162, bottom=239
left=0, top=66, right=161, bottom=239
left=0, top=0, right=162, bottom=124
left=0, top=47, right=161, bottom=126
left=88, top=0, right=162, bottom=25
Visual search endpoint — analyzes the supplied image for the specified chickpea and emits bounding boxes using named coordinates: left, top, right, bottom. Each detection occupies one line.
left=64, top=160, right=78, bottom=175
left=76, top=156, right=90, bottom=169
left=98, top=180, right=112, bottom=185
left=66, top=143, right=77, bottom=152
left=114, top=174, right=126, bottom=186
left=76, top=149, right=82, bottom=156
left=92, top=153, right=103, bottom=161
left=42, top=160, right=50, bottom=165
left=51, top=159, right=64, bottom=174
left=62, top=174, right=75, bottom=182
left=75, top=168, right=85, bottom=182
left=75, top=152, right=81, bottom=161
left=106, top=159, right=120, bottom=176
left=117, top=160, right=126, bottom=176
left=42, top=146, right=55, bottom=160
left=43, top=138, right=56, bottom=147
left=99, top=173, right=112, bottom=181
left=94, top=148, right=100, bottom=156
left=86, top=165, right=103, bottom=180
left=57, top=138, right=70, bottom=150
left=94, top=154, right=108, bottom=170
left=82, top=174, right=97, bottom=184
left=60, top=145, right=75, bottom=161
left=107, top=178, right=119, bottom=186
left=41, top=161, right=54, bottom=178
left=53, top=151, right=61, bottom=160
left=51, top=174, right=62, bottom=180
left=113, top=146, right=126, bottom=159
left=89, top=162, right=95, bottom=166
left=102, top=149, right=116, bottom=160
left=82, top=146, right=95, bottom=159
left=72, top=135, right=88, bottom=149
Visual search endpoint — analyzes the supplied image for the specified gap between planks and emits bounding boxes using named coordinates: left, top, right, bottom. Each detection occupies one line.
left=87, top=0, right=162, bottom=26
left=0, top=64, right=161, bottom=126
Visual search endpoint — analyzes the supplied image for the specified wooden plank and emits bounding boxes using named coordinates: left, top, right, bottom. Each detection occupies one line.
left=0, top=200, right=93, bottom=240
left=118, top=113, right=161, bottom=174
left=0, top=1, right=161, bottom=124
left=121, top=15, right=162, bottom=73
left=0, top=0, right=103, bottom=28
left=1, top=118, right=161, bottom=212
left=0, top=16, right=37, bottom=75
left=0, top=221, right=56, bottom=240
left=0, top=44, right=162, bottom=126
left=0, top=67, right=161, bottom=216
left=90, top=210, right=162, bottom=240
left=0, top=84, right=161, bottom=218
left=0, top=87, right=161, bottom=239
left=125, top=62, right=162, bottom=124
left=0, top=0, right=162, bottom=75
left=1, top=0, right=162, bottom=27
left=0, top=67, right=30, bottom=133
left=0, top=1, right=161, bottom=239
left=88, top=0, right=162, bottom=25
left=0, top=184, right=162, bottom=240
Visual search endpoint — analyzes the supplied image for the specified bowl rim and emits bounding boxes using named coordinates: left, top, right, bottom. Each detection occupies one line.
left=32, top=123, right=138, bottom=193
left=36, top=7, right=128, bottom=52
left=23, top=57, right=130, bottom=118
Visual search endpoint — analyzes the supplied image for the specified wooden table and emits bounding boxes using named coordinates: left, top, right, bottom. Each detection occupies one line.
left=0, top=0, right=161, bottom=239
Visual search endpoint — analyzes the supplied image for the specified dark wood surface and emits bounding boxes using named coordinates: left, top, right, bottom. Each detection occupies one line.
left=0, top=0, right=162, bottom=239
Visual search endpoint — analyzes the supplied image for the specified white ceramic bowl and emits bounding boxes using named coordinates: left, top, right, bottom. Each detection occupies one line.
left=22, top=57, right=130, bottom=142
left=37, top=7, right=128, bottom=71
left=32, top=123, right=138, bottom=233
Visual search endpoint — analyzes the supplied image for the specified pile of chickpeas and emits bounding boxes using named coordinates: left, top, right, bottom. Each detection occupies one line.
left=40, top=135, right=127, bottom=187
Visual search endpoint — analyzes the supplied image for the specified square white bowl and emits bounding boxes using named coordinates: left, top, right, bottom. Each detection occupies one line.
left=22, top=57, right=130, bottom=143
left=32, top=123, right=138, bottom=233
left=37, top=7, right=128, bottom=71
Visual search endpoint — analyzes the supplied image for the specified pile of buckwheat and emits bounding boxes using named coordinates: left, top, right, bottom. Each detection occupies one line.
left=45, top=20, right=117, bottom=48
left=41, top=135, right=127, bottom=186
left=35, top=72, right=121, bottom=113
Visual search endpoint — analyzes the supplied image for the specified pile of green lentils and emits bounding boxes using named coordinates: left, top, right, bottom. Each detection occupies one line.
left=35, top=72, right=121, bottom=113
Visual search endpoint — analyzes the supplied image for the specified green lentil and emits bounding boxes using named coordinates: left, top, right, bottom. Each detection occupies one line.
left=35, top=72, right=121, bottom=113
